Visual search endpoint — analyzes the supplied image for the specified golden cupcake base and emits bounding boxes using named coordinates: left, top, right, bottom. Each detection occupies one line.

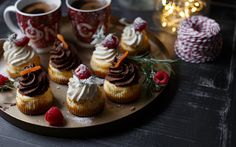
left=48, top=63, right=73, bottom=85
left=66, top=97, right=105, bottom=117
left=103, top=80, right=141, bottom=103
left=16, top=88, right=53, bottom=115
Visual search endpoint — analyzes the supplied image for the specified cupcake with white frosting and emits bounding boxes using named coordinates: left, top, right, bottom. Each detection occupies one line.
left=120, top=17, right=150, bottom=55
left=3, top=34, right=41, bottom=78
left=66, top=64, right=105, bottom=116
left=90, top=34, right=118, bottom=78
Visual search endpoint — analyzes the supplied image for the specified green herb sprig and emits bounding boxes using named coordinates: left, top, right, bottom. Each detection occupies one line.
left=128, top=52, right=177, bottom=96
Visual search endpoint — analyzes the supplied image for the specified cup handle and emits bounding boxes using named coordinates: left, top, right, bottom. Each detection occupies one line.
left=4, top=6, right=22, bottom=34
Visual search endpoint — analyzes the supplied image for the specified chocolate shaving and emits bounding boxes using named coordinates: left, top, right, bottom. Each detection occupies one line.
left=10, top=103, right=16, bottom=106
left=130, top=106, right=136, bottom=111
left=3, top=102, right=13, bottom=105
left=1, top=103, right=16, bottom=108
left=3, top=107, right=9, bottom=111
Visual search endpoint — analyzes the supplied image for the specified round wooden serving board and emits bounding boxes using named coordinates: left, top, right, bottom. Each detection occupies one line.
left=0, top=17, right=171, bottom=136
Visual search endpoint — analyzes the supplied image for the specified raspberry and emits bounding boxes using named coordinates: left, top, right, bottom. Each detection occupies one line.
left=153, top=71, right=169, bottom=85
left=14, top=36, right=30, bottom=47
left=133, top=17, right=147, bottom=32
left=45, top=106, right=64, bottom=126
left=101, top=34, right=119, bottom=49
left=0, top=74, right=9, bottom=86
left=75, top=64, right=91, bottom=79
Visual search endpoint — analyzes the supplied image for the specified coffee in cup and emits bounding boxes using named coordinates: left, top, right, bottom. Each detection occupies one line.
left=22, top=2, right=56, bottom=14
left=71, top=0, right=107, bottom=10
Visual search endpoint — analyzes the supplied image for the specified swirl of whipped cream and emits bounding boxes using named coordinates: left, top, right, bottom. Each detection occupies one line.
left=121, top=25, right=144, bottom=47
left=3, top=41, right=37, bottom=66
left=67, top=75, right=104, bottom=102
left=92, top=44, right=117, bottom=63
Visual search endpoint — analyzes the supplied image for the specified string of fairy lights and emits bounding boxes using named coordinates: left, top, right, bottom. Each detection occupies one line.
left=160, top=0, right=206, bottom=32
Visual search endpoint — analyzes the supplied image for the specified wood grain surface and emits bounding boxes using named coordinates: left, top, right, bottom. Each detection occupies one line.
left=0, top=0, right=236, bottom=147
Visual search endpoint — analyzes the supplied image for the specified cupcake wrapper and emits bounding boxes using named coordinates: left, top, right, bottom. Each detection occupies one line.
left=103, top=80, right=141, bottom=103
left=16, top=88, right=53, bottom=115
left=66, top=97, right=105, bottom=117
left=48, top=63, right=72, bottom=85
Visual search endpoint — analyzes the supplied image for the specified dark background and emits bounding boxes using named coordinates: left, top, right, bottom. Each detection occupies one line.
left=0, top=0, right=236, bottom=147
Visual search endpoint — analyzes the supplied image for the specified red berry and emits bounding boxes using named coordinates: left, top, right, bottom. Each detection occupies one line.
left=14, top=36, right=30, bottom=47
left=0, top=74, right=9, bottom=86
left=101, top=34, right=119, bottom=49
left=153, top=71, right=169, bottom=85
left=75, top=64, right=91, bottom=79
left=133, top=17, right=147, bottom=32
left=45, top=106, right=64, bottom=126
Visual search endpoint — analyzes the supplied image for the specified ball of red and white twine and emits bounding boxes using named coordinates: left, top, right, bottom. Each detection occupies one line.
left=174, top=15, right=223, bottom=63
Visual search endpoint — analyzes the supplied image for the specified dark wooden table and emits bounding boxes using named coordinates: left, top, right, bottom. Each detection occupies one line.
left=0, top=0, right=236, bottom=147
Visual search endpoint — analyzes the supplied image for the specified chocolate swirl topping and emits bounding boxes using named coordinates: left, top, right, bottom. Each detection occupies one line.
left=105, top=59, right=139, bottom=87
left=50, top=40, right=80, bottom=71
left=18, top=65, right=49, bottom=97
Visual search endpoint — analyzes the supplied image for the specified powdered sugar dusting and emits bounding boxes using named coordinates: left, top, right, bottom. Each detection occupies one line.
left=134, top=17, right=146, bottom=25
left=74, top=64, right=91, bottom=79
left=133, top=17, right=147, bottom=31
left=101, top=34, right=119, bottom=48
left=105, top=34, right=113, bottom=42
left=75, top=64, right=88, bottom=75
left=65, top=115, right=94, bottom=125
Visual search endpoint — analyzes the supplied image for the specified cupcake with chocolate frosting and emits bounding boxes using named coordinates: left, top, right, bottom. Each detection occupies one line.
left=16, top=64, right=53, bottom=115
left=120, top=17, right=150, bottom=56
left=3, top=34, right=41, bottom=78
left=48, top=34, right=81, bottom=84
left=66, top=64, right=104, bottom=116
left=104, top=52, right=141, bottom=103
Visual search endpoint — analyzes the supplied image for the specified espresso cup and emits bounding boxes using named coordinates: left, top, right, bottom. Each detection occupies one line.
left=66, top=0, right=111, bottom=46
left=4, top=0, right=61, bottom=53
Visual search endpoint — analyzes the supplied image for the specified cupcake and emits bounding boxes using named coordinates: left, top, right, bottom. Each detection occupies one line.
left=16, top=64, right=53, bottom=115
left=120, top=17, right=150, bottom=55
left=3, top=34, right=41, bottom=78
left=90, top=34, right=119, bottom=78
left=104, top=52, right=141, bottom=103
left=48, top=34, right=80, bottom=84
left=66, top=64, right=105, bottom=116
